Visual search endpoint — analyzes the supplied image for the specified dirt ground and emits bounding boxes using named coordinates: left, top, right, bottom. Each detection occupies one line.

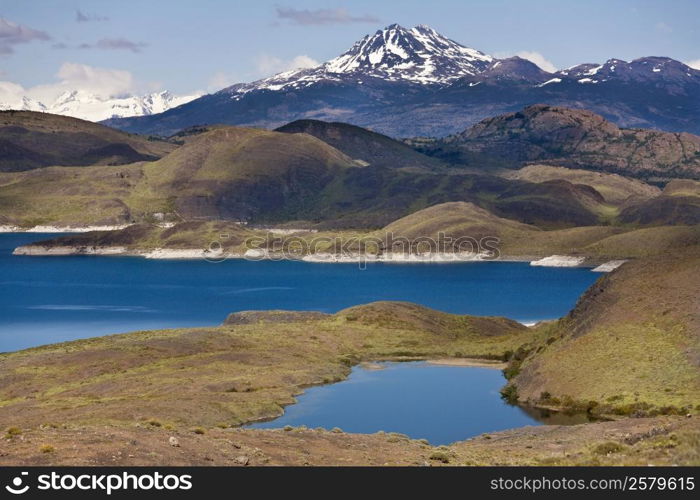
left=1, top=416, right=697, bottom=466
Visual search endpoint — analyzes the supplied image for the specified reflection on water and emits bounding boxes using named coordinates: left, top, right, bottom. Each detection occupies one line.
left=518, top=405, right=599, bottom=425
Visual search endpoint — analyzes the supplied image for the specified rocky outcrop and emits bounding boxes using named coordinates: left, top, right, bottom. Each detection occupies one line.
left=419, top=105, right=700, bottom=180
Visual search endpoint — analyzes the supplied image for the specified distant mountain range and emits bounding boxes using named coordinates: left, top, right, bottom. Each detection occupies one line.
left=0, top=90, right=200, bottom=122
left=102, top=24, right=700, bottom=137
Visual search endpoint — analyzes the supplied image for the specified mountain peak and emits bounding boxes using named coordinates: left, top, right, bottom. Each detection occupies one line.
left=227, top=23, right=495, bottom=95
left=322, top=23, right=493, bottom=83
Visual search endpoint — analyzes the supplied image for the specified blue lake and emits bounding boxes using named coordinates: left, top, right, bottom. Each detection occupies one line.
left=249, top=361, right=584, bottom=444
left=0, top=233, right=600, bottom=352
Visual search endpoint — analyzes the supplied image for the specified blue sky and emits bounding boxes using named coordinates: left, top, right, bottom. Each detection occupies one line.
left=1, top=0, right=698, bottom=100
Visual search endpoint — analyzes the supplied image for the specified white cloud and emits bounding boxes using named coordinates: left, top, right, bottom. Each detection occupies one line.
left=0, top=62, right=136, bottom=105
left=208, top=71, right=239, bottom=91
left=494, top=51, right=558, bottom=73
left=685, top=59, right=700, bottom=70
left=514, top=51, right=558, bottom=73
left=255, top=54, right=319, bottom=77
left=0, top=80, right=26, bottom=105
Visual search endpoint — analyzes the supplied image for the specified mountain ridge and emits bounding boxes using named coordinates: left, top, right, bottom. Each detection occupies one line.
left=102, top=24, right=700, bottom=137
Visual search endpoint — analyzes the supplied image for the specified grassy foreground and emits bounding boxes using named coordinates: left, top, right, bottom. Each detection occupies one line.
left=0, top=302, right=527, bottom=429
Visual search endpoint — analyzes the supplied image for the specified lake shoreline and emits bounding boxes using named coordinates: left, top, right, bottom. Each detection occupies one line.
left=11, top=243, right=627, bottom=269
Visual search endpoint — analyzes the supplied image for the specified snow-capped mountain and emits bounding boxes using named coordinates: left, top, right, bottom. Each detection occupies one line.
left=557, top=57, right=697, bottom=85
left=105, top=24, right=700, bottom=137
left=1, top=90, right=201, bottom=122
left=0, top=95, right=46, bottom=113
left=226, top=24, right=493, bottom=99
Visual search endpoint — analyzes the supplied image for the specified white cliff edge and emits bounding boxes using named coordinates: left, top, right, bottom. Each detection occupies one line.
left=591, top=260, right=628, bottom=272
left=530, top=255, right=586, bottom=267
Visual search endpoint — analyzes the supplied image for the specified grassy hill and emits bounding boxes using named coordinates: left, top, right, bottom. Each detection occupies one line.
left=139, top=126, right=359, bottom=221
left=505, top=249, right=700, bottom=413
left=275, top=119, right=449, bottom=173
left=374, top=201, right=700, bottom=259
left=618, top=179, right=700, bottom=226
left=378, top=201, right=538, bottom=251
left=0, top=113, right=693, bottom=230
left=0, top=122, right=616, bottom=229
left=0, top=111, right=176, bottom=171
left=19, top=200, right=699, bottom=263
left=502, top=165, right=661, bottom=205
left=0, top=163, right=146, bottom=227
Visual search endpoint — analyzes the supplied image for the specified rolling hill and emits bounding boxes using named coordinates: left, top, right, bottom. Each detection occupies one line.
left=502, top=165, right=661, bottom=205
left=275, top=119, right=448, bottom=172
left=618, top=179, right=700, bottom=225
left=507, top=248, right=700, bottom=412
left=1, top=110, right=692, bottom=231
left=0, top=111, right=176, bottom=172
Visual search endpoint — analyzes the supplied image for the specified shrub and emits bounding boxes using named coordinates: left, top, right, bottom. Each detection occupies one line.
left=593, top=441, right=624, bottom=455
left=330, top=427, right=343, bottom=434
left=283, top=425, right=293, bottom=432
left=658, top=406, right=683, bottom=416
left=39, top=444, right=55, bottom=454
left=502, top=360, right=522, bottom=380
left=429, top=451, right=451, bottom=463
left=5, top=426, right=22, bottom=437
left=500, top=384, right=519, bottom=404
left=146, top=419, right=162, bottom=427
left=612, top=402, right=652, bottom=417
left=192, top=427, right=206, bottom=435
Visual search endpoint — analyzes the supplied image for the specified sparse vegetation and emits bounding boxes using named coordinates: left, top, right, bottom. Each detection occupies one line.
left=593, top=442, right=625, bottom=455
left=429, top=450, right=452, bottom=463
left=5, top=427, right=22, bottom=438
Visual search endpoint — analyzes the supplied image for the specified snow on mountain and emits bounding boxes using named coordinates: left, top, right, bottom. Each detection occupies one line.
left=0, top=90, right=201, bottom=122
left=104, top=23, right=700, bottom=137
left=224, top=24, right=494, bottom=98
left=0, top=95, right=46, bottom=113
left=221, top=24, right=700, bottom=100
left=556, top=57, right=699, bottom=85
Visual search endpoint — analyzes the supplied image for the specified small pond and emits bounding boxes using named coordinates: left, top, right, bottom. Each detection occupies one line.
left=248, top=361, right=591, bottom=445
